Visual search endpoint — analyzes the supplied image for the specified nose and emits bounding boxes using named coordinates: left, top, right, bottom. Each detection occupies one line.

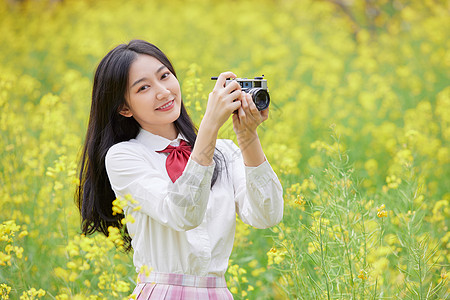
left=155, top=82, right=171, bottom=100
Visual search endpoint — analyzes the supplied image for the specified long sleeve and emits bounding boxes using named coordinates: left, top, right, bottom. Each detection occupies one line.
left=105, top=131, right=283, bottom=276
left=222, top=140, right=284, bottom=228
left=105, top=142, right=215, bottom=231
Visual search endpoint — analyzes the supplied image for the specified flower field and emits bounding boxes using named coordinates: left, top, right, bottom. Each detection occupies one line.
left=0, top=0, right=449, bottom=299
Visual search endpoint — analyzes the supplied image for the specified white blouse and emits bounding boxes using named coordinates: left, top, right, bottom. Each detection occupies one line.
left=105, top=128, right=283, bottom=277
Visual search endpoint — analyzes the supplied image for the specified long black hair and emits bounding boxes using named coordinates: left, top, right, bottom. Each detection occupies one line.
left=76, top=39, right=224, bottom=251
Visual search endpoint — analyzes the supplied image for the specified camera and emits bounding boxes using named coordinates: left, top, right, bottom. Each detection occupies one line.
left=212, top=75, right=270, bottom=111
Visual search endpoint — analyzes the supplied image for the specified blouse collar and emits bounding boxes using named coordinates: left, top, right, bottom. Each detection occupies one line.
left=136, top=128, right=187, bottom=152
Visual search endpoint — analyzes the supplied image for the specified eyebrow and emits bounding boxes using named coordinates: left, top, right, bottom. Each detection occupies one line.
left=130, top=65, right=167, bottom=88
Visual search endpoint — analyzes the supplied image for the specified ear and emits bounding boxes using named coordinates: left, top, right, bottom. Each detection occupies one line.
left=118, top=104, right=133, bottom=117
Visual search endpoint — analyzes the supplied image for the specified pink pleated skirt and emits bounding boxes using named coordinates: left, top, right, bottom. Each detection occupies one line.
left=130, top=272, right=234, bottom=300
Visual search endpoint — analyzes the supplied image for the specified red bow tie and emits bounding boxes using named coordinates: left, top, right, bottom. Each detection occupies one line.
left=157, top=140, right=192, bottom=182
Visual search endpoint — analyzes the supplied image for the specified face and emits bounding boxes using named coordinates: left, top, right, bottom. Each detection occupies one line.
left=120, top=54, right=182, bottom=139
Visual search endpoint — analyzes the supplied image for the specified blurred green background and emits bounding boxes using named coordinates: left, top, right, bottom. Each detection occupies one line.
left=0, top=0, right=448, bottom=299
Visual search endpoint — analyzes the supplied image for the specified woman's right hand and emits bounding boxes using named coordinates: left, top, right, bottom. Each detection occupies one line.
left=203, top=71, right=243, bottom=131
left=191, top=72, right=242, bottom=166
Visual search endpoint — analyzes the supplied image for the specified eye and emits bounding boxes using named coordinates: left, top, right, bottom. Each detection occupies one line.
left=138, top=85, right=150, bottom=92
left=161, top=72, right=171, bottom=80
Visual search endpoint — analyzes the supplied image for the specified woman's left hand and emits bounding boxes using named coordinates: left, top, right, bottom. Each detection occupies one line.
left=232, top=92, right=269, bottom=139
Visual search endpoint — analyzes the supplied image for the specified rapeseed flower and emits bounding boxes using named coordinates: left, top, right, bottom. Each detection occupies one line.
left=267, top=247, right=286, bottom=265
left=19, top=288, right=46, bottom=300
left=376, top=204, right=388, bottom=218
left=0, top=284, right=12, bottom=299
left=386, top=175, right=402, bottom=189
left=358, top=269, right=368, bottom=280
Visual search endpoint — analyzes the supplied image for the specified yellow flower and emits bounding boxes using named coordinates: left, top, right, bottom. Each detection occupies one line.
left=267, top=246, right=286, bottom=265
left=294, top=195, right=305, bottom=206
left=358, top=269, right=368, bottom=280
left=121, top=214, right=136, bottom=225
left=18, top=230, right=28, bottom=238
left=364, top=159, right=378, bottom=176
left=69, top=272, right=77, bottom=282
left=112, top=198, right=127, bottom=215
left=386, top=175, right=402, bottom=189
left=308, top=242, right=318, bottom=254
left=139, top=264, right=152, bottom=277
left=377, top=204, right=388, bottom=218
left=0, top=284, right=12, bottom=298
left=20, top=288, right=46, bottom=300
left=66, top=261, right=77, bottom=270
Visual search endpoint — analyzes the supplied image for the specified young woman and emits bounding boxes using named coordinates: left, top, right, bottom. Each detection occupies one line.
left=77, top=39, right=283, bottom=299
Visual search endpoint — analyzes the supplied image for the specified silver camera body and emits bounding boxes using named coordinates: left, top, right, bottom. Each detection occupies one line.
left=225, top=76, right=270, bottom=111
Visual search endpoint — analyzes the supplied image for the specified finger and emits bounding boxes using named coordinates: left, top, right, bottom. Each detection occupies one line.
left=225, top=89, right=243, bottom=103
left=238, top=105, right=246, bottom=119
left=238, top=90, right=245, bottom=102
left=223, top=80, right=241, bottom=94
left=261, top=106, right=269, bottom=121
left=247, top=94, right=258, bottom=114
left=244, top=94, right=258, bottom=118
left=241, top=92, right=249, bottom=110
left=230, top=99, right=242, bottom=113
left=244, top=94, right=258, bottom=122
left=214, top=72, right=237, bottom=89
left=232, top=112, right=240, bottom=125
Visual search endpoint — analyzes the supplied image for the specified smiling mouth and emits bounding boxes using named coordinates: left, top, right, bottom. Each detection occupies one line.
left=156, top=100, right=174, bottom=110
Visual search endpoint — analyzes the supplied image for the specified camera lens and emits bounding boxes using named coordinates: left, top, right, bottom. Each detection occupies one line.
left=247, top=88, right=270, bottom=111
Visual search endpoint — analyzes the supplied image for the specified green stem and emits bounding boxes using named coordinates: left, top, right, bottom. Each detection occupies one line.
left=418, top=257, right=423, bottom=300
left=361, top=205, right=367, bottom=300
left=379, top=218, right=384, bottom=247
left=319, top=216, right=331, bottom=300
